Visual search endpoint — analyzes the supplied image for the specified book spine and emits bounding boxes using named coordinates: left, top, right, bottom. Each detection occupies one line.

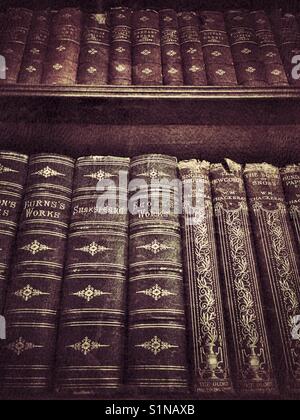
left=178, top=11, right=207, bottom=86
left=225, top=10, right=267, bottom=86
left=199, top=11, right=237, bottom=86
left=159, top=9, right=184, bottom=86
left=244, top=163, right=300, bottom=394
left=42, top=8, right=82, bottom=85
left=18, top=10, right=51, bottom=85
left=0, top=151, right=28, bottom=313
left=55, top=156, right=130, bottom=396
left=77, top=12, right=110, bottom=85
left=210, top=160, right=277, bottom=396
left=126, top=154, right=188, bottom=394
left=0, top=8, right=33, bottom=84
left=0, top=154, right=74, bottom=393
left=109, top=7, right=132, bottom=86
left=250, top=10, right=288, bottom=86
left=132, top=10, right=163, bottom=86
left=178, top=160, right=233, bottom=395
left=281, top=164, right=300, bottom=249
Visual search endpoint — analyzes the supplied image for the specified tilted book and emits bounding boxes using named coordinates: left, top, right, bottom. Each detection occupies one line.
left=210, top=160, right=278, bottom=396
left=244, top=163, right=300, bottom=394
left=0, top=151, right=28, bottom=313
left=55, top=156, right=130, bottom=396
left=0, top=154, right=74, bottom=393
left=178, top=160, right=233, bottom=395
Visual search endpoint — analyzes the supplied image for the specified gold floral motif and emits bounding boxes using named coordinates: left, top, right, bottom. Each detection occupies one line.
left=88, top=48, right=98, bottom=55
left=84, top=169, right=113, bottom=181
left=56, top=45, right=66, bottom=52
left=166, top=50, right=177, bottom=57
left=163, top=16, right=173, bottom=23
left=67, top=337, right=109, bottom=356
left=32, top=166, right=65, bottom=178
left=30, top=48, right=40, bottom=55
left=137, top=239, right=172, bottom=255
left=26, top=66, right=37, bottom=73
left=141, top=50, right=151, bottom=56
left=87, top=67, right=97, bottom=74
left=266, top=52, right=276, bottom=58
left=72, top=285, right=111, bottom=302
left=271, top=69, right=282, bottom=76
left=139, top=168, right=170, bottom=179
left=93, top=14, right=107, bottom=24
left=137, top=284, right=176, bottom=301
left=21, top=240, right=53, bottom=255
left=241, top=48, right=252, bottom=55
left=140, top=16, right=150, bottom=22
left=246, top=67, right=256, bottom=73
left=0, top=163, right=18, bottom=175
left=142, top=68, right=153, bottom=75
left=7, top=337, right=43, bottom=356
left=187, top=48, right=197, bottom=54
left=211, top=51, right=222, bottom=57
left=75, top=242, right=111, bottom=257
left=135, top=336, right=178, bottom=355
left=216, top=69, right=226, bottom=76
left=168, top=68, right=178, bottom=75
left=14, top=284, right=49, bottom=302
left=52, top=63, right=63, bottom=71
left=116, top=64, right=126, bottom=72
left=189, top=65, right=201, bottom=73
left=115, top=47, right=125, bottom=53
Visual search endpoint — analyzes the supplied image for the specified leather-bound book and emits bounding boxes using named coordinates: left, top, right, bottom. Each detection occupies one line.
left=0, top=151, right=28, bottom=313
left=42, top=8, right=82, bottom=85
left=178, top=160, right=233, bottom=396
left=225, top=10, right=267, bottom=86
left=210, top=160, right=278, bottom=396
left=109, top=7, right=133, bottom=85
left=281, top=164, right=300, bottom=249
left=244, top=163, right=300, bottom=395
left=250, top=11, right=288, bottom=86
left=18, top=10, right=51, bottom=85
left=159, top=9, right=184, bottom=86
left=132, top=10, right=163, bottom=85
left=0, top=8, right=33, bottom=84
left=177, top=11, right=207, bottom=86
left=126, top=154, right=188, bottom=394
left=77, top=12, right=110, bottom=85
left=0, top=154, right=74, bottom=393
left=199, top=11, right=237, bottom=86
left=55, top=156, right=130, bottom=396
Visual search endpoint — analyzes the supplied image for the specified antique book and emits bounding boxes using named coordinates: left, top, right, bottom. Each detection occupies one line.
left=177, top=11, right=207, bottom=86
left=126, top=154, right=188, bottom=393
left=250, top=10, right=288, bottom=86
left=225, top=10, right=267, bottom=86
left=159, top=9, right=184, bottom=86
left=109, top=7, right=133, bottom=85
left=77, top=11, right=110, bottom=85
left=55, top=156, right=130, bottom=395
left=132, top=10, right=163, bottom=85
left=281, top=164, right=300, bottom=249
left=42, top=8, right=82, bottom=85
left=0, top=151, right=28, bottom=313
left=178, top=160, right=233, bottom=395
left=18, top=10, right=51, bottom=85
left=244, top=163, right=300, bottom=394
left=0, top=154, right=74, bottom=392
left=0, top=8, right=33, bottom=84
left=199, top=11, right=237, bottom=86
left=210, top=160, right=277, bottom=396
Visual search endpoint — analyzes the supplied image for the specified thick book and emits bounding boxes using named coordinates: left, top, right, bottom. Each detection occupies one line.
left=0, top=154, right=74, bottom=393
left=132, top=10, right=163, bottom=85
left=126, top=154, right=188, bottom=394
left=199, top=11, right=237, bottom=86
left=178, top=160, right=233, bottom=395
left=244, top=163, right=300, bottom=394
left=210, top=160, right=277, bottom=396
left=0, top=8, right=33, bottom=84
left=225, top=10, right=267, bottom=86
left=250, top=10, right=288, bottom=86
left=0, top=151, right=28, bottom=313
left=77, top=12, right=110, bottom=85
left=42, top=8, right=82, bottom=85
left=55, top=156, right=130, bottom=395
left=159, top=9, right=184, bottom=86
left=281, top=164, right=300, bottom=249
left=177, top=11, right=207, bottom=86
left=109, top=7, right=133, bottom=85
left=18, top=10, right=51, bottom=85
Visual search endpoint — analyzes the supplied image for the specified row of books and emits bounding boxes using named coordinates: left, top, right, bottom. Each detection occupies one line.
left=0, top=151, right=300, bottom=397
left=1, top=7, right=300, bottom=87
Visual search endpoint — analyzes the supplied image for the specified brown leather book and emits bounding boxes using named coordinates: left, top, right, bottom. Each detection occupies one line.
left=177, top=11, right=207, bottom=86
left=210, top=160, right=278, bottom=396
left=0, top=8, right=33, bottom=84
left=0, top=154, right=74, bottom=393
left=178, top=160, right=233, bottom=396
left=109, top=7, right=133, bottom=86
left=159, top=9, right=184, bottom=86
left=18, top=10, right=51, bottom=85
left=0, top=151, right=28, bottom=313
left=77, top=12, right=110, bottom=85
left=42, top=8, right=82, bottom=85
left=132, top=10, right=163, bottom=85
left=244, top=163, right=300, bottom=395
left=199, top=11, right=237, bottom=86
left=55, top=156, right=130, bottom=396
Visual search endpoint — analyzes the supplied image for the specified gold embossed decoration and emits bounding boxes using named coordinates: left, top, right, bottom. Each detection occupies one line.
left=32, top=166, right=65, bottom=178
left=6, top=337, right=43, bottom=356
left=84, top=169, right=113, bottom=181
left=137, top=239, right=172, bottom=255
left=75, top=242, right=111, bottom=257
left=136, top=284, right=176, bottom=301
left=135, top=336, right=178, bottom=355
left=72, top=285, right=111, bottom=302
left=21, top=240, right=53, bottom=255
left=67, top=337, right=109, bottom=356
left=0, top=163, right=18, bottom=175
left=14, top=284, right=49, bottom=302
